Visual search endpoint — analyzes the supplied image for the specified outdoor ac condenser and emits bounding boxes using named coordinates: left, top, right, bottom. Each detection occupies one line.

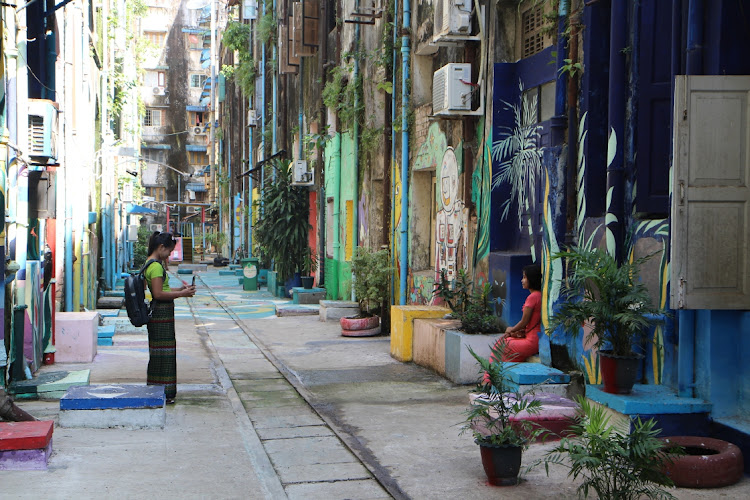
left=432, top=63, right=472, bottom=114
left=434, top=0, right=472, bottom=35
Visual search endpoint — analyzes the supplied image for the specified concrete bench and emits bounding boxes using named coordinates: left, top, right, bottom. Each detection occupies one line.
left=319, top=300, right=360, bottom=322
left=0, top=420, right=55, bottom=470
left=292, top=287, right=326, bottom=305
left=59, top=385, right=166, bottom=429
left=503, top=362, right=571, bottom=396
left=10, top=370, right=91, bottom=400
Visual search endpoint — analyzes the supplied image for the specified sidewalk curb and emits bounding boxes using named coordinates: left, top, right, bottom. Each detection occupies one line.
left=188, top=294, right=289, bottom=500
left=202, top=283, right=409, bottom=500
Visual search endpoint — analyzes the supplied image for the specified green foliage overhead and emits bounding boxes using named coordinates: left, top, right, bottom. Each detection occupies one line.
left=222, top=21, right=256, bottom=96
left=542, top=396, right=680, bottom=500
left=547, top=246, right=665, bottom=357
left=463, top=341, right=544, bottom=448
left=253, top=161, right=310, bottom=281
left=351, top=247, right=391, bottom=315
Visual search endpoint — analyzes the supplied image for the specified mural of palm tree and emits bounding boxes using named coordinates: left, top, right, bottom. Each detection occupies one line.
left=491, top=80, right=544, bottom=257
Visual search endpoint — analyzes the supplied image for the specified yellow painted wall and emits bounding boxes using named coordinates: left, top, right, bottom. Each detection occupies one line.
left=390, top=305, right=450, bottom=362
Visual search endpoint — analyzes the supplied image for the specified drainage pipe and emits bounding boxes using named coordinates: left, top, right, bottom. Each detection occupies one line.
left=15, top=7, right=29, bottom=307
left=260, top=0, right=266, bottom=196
left=351, top=4, right=361, bottom=302
left=399, top=0, right=411, bottom=304
left=299, top=59, right=304, bottom=159
left=272, top=0, right=278, bottom=155
left=686, top=0, right=704, bottom=75
left=391, top=0, right=399, bottom=286
left=331, top=134, right=342, bottom=299
left=605, top=0, right=626, bottom=261
left=677, top=309, right=696, bottom=397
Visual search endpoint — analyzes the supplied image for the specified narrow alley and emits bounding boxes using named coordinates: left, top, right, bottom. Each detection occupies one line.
left=3, top=266, right=748, bottom=499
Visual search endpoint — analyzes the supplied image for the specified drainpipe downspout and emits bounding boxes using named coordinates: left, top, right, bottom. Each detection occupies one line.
left=676, top=0, right=704, bottom=400
left=390, top=0, right=399, bottom=306
left=16, top=8, right=29, bottom=306
left=331, top=134, right=342, bottom=299
left=399, top=0, right=411, bottom=305
left=316, top=0, right=328, bottom=288
left=273, top=0, right=278, bottom=156
left=299, top=59, right=304, bottom=159
left=260, top=0, right=266, bottom=199
left=605, top=0, right=626, bottom=262
left=351, top=5, right=360, bottom=302
left=564, top=1, right=580, bottom=247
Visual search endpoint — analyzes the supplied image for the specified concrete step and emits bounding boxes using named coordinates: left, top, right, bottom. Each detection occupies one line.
left=59, top=384, right=166, bottom=429
left=0, top=421, right=54, bottom=471
left=319, top=300, right=360, bottom=322
left=97, top=297, right=124, bottom=309
left=291, top=287, right=326, bottom=304
left=96, top=309, right=120, bottom=318
left=276, top=305, right=320, bottom=317
left=98, top=325, right=116, bottom=338
left=104, top=290, right=125, bottom=297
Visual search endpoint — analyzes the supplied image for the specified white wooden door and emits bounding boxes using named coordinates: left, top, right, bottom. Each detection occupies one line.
left=671, top=76, right=750, bottom=309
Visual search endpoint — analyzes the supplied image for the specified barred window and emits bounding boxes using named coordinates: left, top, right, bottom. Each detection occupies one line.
left=522, top=5, right=545, bottom=58
left=190, top=74, right=208, bottom=88
left=144, top=31, right=166, bottom=47
left=144, top=109, right=163, bottom=127
left=188, top=151, right=208, bottom=165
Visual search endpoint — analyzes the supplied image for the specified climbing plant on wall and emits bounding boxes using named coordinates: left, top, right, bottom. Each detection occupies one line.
left=222, top=21, right=257, bottom=96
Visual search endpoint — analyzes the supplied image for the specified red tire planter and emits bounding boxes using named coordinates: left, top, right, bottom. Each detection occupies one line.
left=661, top=436, right=744, bottom=488
left=341, top=325, right=381, bottom=337
left=340, top=315, right=379, bottom=331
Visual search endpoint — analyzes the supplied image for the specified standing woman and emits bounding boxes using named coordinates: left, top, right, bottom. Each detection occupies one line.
left=144, top=232, right=196, bottom=404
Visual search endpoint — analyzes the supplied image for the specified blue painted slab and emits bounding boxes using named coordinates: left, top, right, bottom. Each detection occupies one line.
left=97, top=325, right=116, bottom=338
left=97, top=310, right=120, bottom=318
left=503, top=362, right=570, bottom=385
left=104, top=291, right=125, bottom=297
left=177, top=269, right=193, bottom=275
left=587, top=385, right=712, bottom=415
left=219, top=270, right=234, bottom=276
left=97, top=338, right=113, bottom=346
left=60, top=385, right=165, bottom=410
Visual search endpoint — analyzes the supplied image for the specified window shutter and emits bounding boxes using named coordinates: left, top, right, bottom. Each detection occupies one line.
left=671, top=76, right=750, bottom=309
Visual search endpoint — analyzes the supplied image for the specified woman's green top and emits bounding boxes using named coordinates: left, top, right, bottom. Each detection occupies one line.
left=144, top=261, right=170, bottom=292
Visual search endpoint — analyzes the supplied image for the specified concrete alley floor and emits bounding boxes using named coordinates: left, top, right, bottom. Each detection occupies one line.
left=3, top=266, right=749, bottom=499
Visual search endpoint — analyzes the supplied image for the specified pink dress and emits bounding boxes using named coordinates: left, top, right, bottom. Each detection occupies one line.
left=500, top=291, right=541, bottom=362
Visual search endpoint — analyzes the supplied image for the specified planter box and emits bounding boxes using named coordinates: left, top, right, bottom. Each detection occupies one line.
left=444, top=329, right=503, bottom=385
left=390, top=306, right=450, bottom=362
left=268, top=271, right=278, bottom=296
left=55, top=312, right=99, bottom=363
left=413, top=318, right=461, bottom=376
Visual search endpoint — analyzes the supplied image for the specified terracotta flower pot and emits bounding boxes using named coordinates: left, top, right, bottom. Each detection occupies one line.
left=599, top=350, right=644, bottom=394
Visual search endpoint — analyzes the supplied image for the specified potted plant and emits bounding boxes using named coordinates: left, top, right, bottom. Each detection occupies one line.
left=253, top=160, right=311, bottom=297
left=542, top=396, right=680, bottom=499
left=340, top=247, right=391, bottom=337
left=463, top=341, right=544, bottom=486
left=300, top=247, right=317, bottom=289
left=548, top=246, right=665, bottom=394
left=434, top=269, right=507, bottom=334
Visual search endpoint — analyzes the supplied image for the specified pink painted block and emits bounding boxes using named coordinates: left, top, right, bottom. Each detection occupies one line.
left=0, top=421, right=54, bottom=451
left=0, top=440, right=53, bottom=470
left=54, top=311, right=99, bottom=362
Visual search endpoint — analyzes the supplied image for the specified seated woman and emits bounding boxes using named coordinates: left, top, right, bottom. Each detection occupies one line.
left=497, top=264, right=542, bottom=362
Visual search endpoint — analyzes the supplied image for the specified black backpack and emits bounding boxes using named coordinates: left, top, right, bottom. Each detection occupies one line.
left=124, top=259, right=164, bottom=327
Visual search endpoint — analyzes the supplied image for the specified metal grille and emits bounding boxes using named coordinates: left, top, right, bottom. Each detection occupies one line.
left=28, top=115, right=45, bottom=155
left=522, top=5, right=545, bottom=58
left=432, top=69, right=446, bottom=113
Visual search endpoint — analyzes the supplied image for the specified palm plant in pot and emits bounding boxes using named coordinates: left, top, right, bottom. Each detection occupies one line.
left=548, top=246, right=666, bottom=394
left=253, top=160, right=311, bottom=297
left=300, top=248, right=317, bottom=289
left=463, top=341, right=544, bottom=486
left=340, top=247, right=391, bottom=337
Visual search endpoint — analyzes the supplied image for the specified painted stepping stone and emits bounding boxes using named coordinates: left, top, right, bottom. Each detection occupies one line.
left=0, top=421, right=54, bottom=471
left=219, top=270, right=235, bottom=276
left=104, top=290, right=125, bottom=297
left=10, top=370, right=91, bottom=400
left=97, top=309, right=120, bottom=318
left=291, top=287, right=326, bottom=305
left=59, top=385, right=166, bottom=429
left=98, top=325, right=116, bottom=338
left=502, top=362, right=572, bottom=396
left=275, top=305, right=319, bottom=317
left=177, top=268, right=193, bottom=274
left=97, top=338, right=113, bottom=346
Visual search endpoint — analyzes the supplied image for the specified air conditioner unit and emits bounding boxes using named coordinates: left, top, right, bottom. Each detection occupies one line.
left=150, top=224, right=163, bottom=232
left=247, top=109, right=258, bottom=127
left=193, top=126, right=206, bottom=135
left=291, top=159, right=314, bottom=186
left=28, top=99, right=59, bottom=163
left=187, top=206, right=200, bottom=213
left=434, top=0, right=472, bottom=36
left=127, top=225, right=139, bottom=242
left=153, top=86, right=166, bottom=95
left=432, top=63, right=472, bottom=115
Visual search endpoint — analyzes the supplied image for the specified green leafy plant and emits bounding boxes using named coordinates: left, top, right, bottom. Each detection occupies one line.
left=433, top=270, right=506, bottom=334
left=205, top=231, right=228, bottom=256
left=548, top=246, right=665, bottom=357
left=463, top=341, right=544, bottom=447
left=222, top=21, right=256, bottom=96
left=253, top=160, right=310, bottom=281
left=542, top=396, right=680, bottom=500
left=301, top=247, right=317, bottom=275
left=132, top=224, right=152, bottom=269
left=351, top=247, right=391, bottom=317
left=256, top=9, right=277, bottom=46
left=559, top=58, right=584, bottom=78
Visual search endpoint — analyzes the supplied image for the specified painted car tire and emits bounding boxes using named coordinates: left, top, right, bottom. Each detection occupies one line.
left=341, top=326, right=381, bottom=337
left=340, top=315, right=380, bottom=331
left=661, top=436, right=744, bottom=488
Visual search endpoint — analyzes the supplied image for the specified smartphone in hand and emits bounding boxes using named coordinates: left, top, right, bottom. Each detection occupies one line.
left=191, top=276, right=196, bottom=286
